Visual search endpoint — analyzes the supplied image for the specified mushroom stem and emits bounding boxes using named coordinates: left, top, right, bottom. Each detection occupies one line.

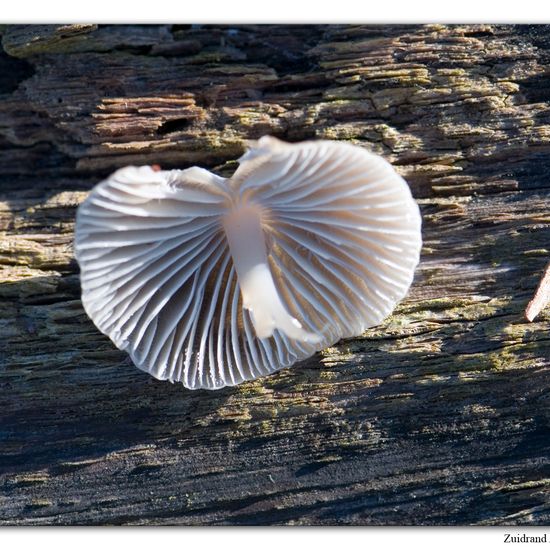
left=223, top=204, right=321, bottom=343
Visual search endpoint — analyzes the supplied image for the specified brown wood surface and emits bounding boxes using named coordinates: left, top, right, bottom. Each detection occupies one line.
left=0, top=24, right=549, bottom=525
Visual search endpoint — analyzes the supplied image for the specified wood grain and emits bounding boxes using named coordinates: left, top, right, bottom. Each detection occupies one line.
left=0, top=24, right=549, bottom=525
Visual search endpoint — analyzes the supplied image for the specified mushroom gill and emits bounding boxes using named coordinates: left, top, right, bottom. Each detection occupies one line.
left=74, top=136, right=422, bottom=390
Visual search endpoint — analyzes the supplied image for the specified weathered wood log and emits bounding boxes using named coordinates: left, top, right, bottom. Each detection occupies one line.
left=0, top=24, right=549, bottom=526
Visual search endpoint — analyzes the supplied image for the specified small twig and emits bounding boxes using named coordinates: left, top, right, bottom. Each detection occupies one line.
left=525, top=261, right=550, bottom=322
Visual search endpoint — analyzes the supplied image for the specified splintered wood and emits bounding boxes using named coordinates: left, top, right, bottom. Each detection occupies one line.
left=526, top=261, right=550, bottom=322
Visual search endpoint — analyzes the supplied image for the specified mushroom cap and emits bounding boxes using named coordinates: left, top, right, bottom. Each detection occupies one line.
left=74, top=137, right=422, bottom=390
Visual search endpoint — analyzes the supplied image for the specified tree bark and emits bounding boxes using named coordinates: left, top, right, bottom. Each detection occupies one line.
left=0, top=24, right=549, bottom=526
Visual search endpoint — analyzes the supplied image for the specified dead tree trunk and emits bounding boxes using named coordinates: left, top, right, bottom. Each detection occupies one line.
left=0, top=24, right=549, bottom=525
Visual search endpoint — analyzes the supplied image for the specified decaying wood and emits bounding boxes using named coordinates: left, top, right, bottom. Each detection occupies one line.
left=0, top=24, right=549, bottom=526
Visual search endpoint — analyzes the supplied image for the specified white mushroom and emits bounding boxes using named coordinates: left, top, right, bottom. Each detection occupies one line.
left=74, top=136, right=422, bottom=390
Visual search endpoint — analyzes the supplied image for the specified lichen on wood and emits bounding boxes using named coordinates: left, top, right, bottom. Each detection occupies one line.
left=0, top=24, right=549, bottom=526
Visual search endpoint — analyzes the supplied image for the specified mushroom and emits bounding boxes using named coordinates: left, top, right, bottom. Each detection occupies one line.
left=75, top=136, right=422, bottom=390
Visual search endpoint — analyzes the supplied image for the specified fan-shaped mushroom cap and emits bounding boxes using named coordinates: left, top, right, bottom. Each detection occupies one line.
left=75, top=136, right=422, bottom=390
